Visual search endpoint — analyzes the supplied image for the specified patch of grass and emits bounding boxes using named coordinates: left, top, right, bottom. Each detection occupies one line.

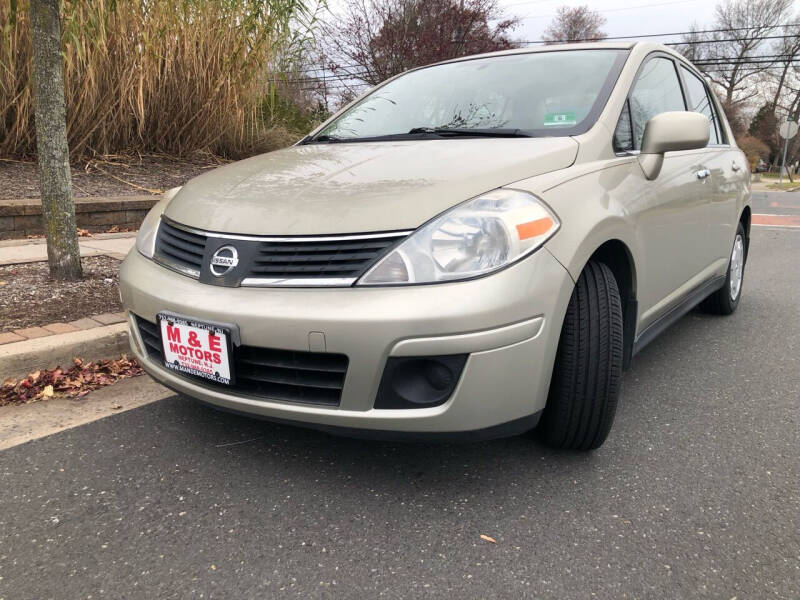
left=765, top=181, right=800, bottom=190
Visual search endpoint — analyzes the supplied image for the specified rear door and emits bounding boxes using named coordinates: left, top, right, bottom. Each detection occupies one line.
left=679, top=65, right=742, bottom=269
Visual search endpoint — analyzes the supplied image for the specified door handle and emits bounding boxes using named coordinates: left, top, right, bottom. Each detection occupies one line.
left=731, top=161, right=741, bottom=172
left=696, top=168, right=711, bottom=179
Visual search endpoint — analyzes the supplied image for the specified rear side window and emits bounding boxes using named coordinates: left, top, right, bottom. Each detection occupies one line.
left=614, top=57, right=686, bottom=152
left=681, top=66, right=723, bottom=145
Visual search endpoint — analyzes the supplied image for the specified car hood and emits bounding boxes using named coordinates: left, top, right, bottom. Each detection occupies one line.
left=164, top=138, right=579, bottom=235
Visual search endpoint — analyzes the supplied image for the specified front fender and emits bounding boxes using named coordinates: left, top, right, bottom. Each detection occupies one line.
left=511, top=160, right=641, bottom=285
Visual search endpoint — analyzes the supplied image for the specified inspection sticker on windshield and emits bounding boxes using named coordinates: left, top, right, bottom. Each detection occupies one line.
left=158, top=313, right=233, bottom=385
left=544, top=112, right=577, bottom=127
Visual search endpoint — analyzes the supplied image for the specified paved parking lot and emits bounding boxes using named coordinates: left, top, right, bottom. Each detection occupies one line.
left=1, top=212, right=798, bottom=598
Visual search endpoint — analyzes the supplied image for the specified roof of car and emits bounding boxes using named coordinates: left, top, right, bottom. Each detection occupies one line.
left=432, top=41, right=681, bottom=66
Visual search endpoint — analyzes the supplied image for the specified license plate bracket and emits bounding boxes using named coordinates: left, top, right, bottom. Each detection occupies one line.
left=157, top=312, right=236, bottom=385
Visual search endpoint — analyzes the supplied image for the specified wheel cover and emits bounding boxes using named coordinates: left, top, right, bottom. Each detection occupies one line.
left=729, top=234, right=745, bottom=301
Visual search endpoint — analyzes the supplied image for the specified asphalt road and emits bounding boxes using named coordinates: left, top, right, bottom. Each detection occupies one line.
left=1, top=220, right=798, bottom=599
left=751, top=187, right=800, bottom=220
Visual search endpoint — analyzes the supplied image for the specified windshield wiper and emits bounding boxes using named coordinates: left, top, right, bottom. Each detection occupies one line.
left=308, top=134, right=345, bottom=143
left=407, top=127, right=531, bottom=138
left=303, top=128, right=531, bottom=144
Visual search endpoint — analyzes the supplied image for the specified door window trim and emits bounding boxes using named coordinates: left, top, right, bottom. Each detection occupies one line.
left=613, top=51, right=731, bottom=156
left=676, top=63, right=729, bottom=147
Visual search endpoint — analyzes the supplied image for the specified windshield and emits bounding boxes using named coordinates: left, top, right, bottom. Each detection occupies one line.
left=313, top=49, right=628, bottom=142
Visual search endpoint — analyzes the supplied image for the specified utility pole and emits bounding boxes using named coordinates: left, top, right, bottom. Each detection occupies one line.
left=778, top=117, right=798, bottom=186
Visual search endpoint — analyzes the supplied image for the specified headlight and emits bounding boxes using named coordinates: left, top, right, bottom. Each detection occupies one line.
left=135, top=187, right=182, bottom=258
left=358, top=189, right=559, bottom=285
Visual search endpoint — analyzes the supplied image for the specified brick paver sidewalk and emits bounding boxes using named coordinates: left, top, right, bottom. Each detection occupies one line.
left=0, top=232, right=135, bottom=266
left=0, top=312, right=127, bottom=346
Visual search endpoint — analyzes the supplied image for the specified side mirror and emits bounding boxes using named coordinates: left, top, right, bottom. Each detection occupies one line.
left=638, top=111, right=710, bottom=180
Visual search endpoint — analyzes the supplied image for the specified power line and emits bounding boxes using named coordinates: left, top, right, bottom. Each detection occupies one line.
left=694, top=58, right=800, bottom=65
left=301, top=28, right=800, bottom=76
left=292, top=26, right=800, bottom=86
left=518, top=0, right=700, bottom=20
left=517, top=31, right=800, bottom=45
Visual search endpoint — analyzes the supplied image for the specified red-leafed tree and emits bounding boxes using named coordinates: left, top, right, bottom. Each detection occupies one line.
left=322, top=0, right=519, bottom=87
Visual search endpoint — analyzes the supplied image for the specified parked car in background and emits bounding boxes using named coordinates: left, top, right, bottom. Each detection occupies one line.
left=122, top=42, right=750, bottom=450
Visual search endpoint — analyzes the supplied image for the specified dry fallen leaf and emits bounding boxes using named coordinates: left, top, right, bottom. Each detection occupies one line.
left=480, top=535, right=497, bottom=544
left=111, top=404, right=123, bottom=410
left=0, top=357, right=143, bottom=407
left=0, top=281, right=6, bottom=286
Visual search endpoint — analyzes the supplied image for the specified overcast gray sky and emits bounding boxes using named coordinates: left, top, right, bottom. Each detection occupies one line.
left=497, top=0, right=794, bottom=43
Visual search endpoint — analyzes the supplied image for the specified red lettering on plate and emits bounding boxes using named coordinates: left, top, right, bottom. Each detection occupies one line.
left=169, top=342, right=181, bottom=353
left=188, top=330, right=201, bottom=348
left=166, top=325, right=181, bottom=343
left=213, top=353, right=221, bottom=364
left=179, top=345, right=188, bottom=356
left=209, top=334, right=221, bottom=352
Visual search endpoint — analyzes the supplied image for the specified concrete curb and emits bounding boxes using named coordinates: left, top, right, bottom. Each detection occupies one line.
left=0, top=375, right=171, bottom=450
left=0, top=323, right=130, bottom=380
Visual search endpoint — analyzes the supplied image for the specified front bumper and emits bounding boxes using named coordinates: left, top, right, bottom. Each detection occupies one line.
left=120, top=247, right=574, bottom=436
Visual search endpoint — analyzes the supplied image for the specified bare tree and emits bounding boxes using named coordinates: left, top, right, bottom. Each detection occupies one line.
left=29, top=0, right=81, bottom=280
left=542, top=5, right=607, bottom=44
left=321, top=0, right=518, bottom=87
left=769, top=22, right=800, bottom=110
left=677, top=0, right=793, bottom=106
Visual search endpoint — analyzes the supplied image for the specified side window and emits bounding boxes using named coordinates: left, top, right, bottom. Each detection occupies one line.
left=681, top=66, right=722, bottom=145
left=620, top=57, right=686, bottom=151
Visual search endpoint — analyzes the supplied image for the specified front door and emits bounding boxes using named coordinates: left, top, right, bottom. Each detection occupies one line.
left=613, top=55, right=717, bottom=329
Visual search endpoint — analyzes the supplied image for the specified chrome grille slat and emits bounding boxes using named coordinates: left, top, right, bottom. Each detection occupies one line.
left=161, top=226, right=205, bottom=246
left=160, top=231, right=205, bottom=256
left=159, top=244, right=203, bottom=266
left=154, top=221, right=206, bottom=275
left=250, top=264, right=364, bottom=273
left=253, top=252, right=381, bottom=263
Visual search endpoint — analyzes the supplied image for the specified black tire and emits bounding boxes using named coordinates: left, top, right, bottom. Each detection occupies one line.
left=700, top=221, right=747, bottom=316
left=538, top=261, right=624, bottom=450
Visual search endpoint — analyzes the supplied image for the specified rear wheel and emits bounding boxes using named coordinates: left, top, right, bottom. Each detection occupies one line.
left=700, top=221, right=747, bottom=315
left=538, top=261, right=623, bottom=450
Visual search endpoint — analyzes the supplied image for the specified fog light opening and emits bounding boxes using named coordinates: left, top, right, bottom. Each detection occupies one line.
left=375, top=354, right=468, bottom=409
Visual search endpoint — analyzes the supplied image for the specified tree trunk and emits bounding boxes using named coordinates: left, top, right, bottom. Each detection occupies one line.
left=29, top=0, right=82, bottom=280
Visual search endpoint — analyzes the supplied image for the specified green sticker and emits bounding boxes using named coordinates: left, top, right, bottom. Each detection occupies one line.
left=544, top=112, right=577, bottom=127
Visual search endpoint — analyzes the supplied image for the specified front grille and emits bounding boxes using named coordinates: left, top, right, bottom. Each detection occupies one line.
left=153, top=218, right=408, bottom=287
left=250, top=237, right=401, bottom=280
left=154, top=220, right=206, bottom=276
left=135, top=315, right=347, bottom=406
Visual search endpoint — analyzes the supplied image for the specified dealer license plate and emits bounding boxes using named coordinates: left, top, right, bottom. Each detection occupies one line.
left=157, top=313, right=233, bottom=385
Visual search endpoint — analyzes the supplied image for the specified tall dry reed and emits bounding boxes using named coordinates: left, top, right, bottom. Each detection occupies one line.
left=0, top=0, right=314, bottom=159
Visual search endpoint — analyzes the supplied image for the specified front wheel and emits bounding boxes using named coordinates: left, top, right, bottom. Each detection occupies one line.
left=538, top=261, right=624, bottom=451
left=701, top=221, right=747, bottom=315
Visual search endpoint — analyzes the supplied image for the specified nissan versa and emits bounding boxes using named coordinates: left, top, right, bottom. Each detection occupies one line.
left=121, top=42, right=750, bottom=450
